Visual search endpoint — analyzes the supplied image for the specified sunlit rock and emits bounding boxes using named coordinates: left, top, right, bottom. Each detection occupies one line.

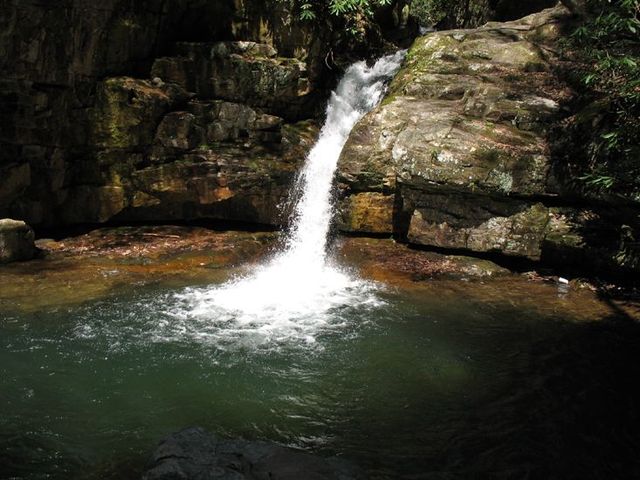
left=338, top=192, right=396, bottom=234
left=337, top=6, right=598, bottom=264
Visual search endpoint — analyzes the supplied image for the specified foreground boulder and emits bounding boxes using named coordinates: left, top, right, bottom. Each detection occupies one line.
left=0, top=219, right=36, bottom=264
left=143, top=428, right=364, bottom=480
left=338, top=6, right=571, bottom=252
left=337, top=5, right=640, bottom=274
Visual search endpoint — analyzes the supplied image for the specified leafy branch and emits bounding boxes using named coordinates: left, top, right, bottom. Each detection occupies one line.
left=566, top=0, right=640, bottom=199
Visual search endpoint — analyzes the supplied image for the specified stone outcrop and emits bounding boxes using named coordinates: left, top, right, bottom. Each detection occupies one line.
left=337, top=5, right=640, bottom=273
left=0, top=219, right=36, bottom=264
left=143, top=427, right=364, bottom=480
left=57, top=68, right=319, bottom=226
left=0, top=0, right=326, bottom=228
left=2, top=59, right=318, bottom=227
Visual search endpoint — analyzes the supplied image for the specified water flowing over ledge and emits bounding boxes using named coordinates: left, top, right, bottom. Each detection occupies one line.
left=166, top=51, right=407, bottom=347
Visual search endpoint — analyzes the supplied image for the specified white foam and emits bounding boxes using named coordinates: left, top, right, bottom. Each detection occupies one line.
left=168, top=51, right=406, bottom=345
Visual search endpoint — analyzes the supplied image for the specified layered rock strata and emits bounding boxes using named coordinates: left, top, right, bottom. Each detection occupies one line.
left=143, top=427, right=364, bottom=480
left=0, top=0, right=323, bottom=228
left=337, top=5, right=640, bottom=273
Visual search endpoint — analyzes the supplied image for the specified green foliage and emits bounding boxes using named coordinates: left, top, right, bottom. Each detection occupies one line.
left=408, top=0, right=449, bottom=27
left=277, top=0, right=392, bottom=40
left=407, top=0, right=499, bottom=29
left=299, top=2, right=316, bottom=19
left=282, top=0, right=392, bottom=21
left=328, top=0, right=392, bottom=16
left=568, top=0, right=640, bottom=200
left=572, top=0, right=639, bottom=40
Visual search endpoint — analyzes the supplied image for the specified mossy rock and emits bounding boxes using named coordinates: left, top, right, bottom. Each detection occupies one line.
left=91, top=77, right=190, bottom=149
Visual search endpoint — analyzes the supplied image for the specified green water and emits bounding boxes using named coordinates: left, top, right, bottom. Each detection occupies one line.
left=1, top=281, right=639, bottom=479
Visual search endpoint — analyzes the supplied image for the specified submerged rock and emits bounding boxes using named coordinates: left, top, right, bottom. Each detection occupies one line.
left=143, top=427, right=364, bottom=480
left=0, top=227, right=278, bottom=312
left=0, top=219, right=36, bottom=264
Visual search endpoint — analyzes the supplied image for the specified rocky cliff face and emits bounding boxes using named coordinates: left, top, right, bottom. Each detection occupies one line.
left=337, top=5, right=640, bottom=274
left=0, top=0, right=329, bottom=227
left=3, top=1, right=637, bottom=274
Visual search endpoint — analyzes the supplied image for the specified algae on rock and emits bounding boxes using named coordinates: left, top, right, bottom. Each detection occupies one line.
left=337, top=4, right=640, bottom=273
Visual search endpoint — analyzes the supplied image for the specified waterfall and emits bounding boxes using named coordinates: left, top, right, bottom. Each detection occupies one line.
left=284, top=49, right=407, bottom=268
left=170, top=51, right=406, bottom=346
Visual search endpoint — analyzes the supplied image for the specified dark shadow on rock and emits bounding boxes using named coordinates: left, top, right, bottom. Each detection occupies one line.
left=545, top=70, right=640, bottom=281
left=402, top=241, right=542, bottom=273
left=142, top=427, right=366, bottom=480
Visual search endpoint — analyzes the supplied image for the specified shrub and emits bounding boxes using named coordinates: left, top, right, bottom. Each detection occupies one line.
left=566, top=0, right=640, bottom=200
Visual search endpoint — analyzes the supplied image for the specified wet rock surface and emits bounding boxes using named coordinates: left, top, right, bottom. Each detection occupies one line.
left=337, top=236, right=511, bottom=282
left=0, top=226, right=276, bottom=312
left=337, top=5, right=640, bottom=273
left=0, top=224, right=527, bottom=313
left=0, top=225, right=638, bottom=322
left=143, top=427, right=365, bottom=480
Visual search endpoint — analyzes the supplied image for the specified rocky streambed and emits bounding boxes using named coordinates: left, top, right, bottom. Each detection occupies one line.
left=1, top=224, right=636, bottom=321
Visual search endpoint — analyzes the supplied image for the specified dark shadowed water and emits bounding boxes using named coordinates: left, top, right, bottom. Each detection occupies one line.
left=1, top=278, right=639, bottom=480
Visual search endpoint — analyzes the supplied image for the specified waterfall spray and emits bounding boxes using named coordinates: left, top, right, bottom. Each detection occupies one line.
left=170, top=51, right=406, bottom=345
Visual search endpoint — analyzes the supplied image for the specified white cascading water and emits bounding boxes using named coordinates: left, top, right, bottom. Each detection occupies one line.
left=168, top=51, right=406, bottom=347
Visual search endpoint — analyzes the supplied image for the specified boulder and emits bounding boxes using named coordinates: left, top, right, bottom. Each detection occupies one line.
left=0, top=219, right=36, bottom=264
left=337, top=6, right=572, bottom=260
left=405, top=195, right=551, bottom=259
left=143, top=427, right=364, bottom=480
left=338, top=4, right=640, bottom=273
